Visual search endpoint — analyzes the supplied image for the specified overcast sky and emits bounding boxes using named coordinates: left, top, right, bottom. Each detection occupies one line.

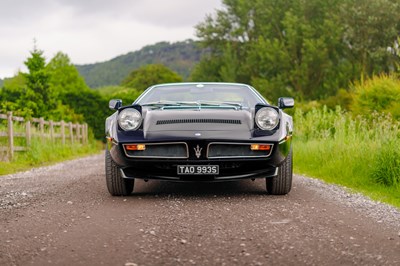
left=0, top=0, right=222, bottom=79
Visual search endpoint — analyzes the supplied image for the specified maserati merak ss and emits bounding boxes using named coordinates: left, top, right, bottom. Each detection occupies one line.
left=105, top=82, right=294, bottom=196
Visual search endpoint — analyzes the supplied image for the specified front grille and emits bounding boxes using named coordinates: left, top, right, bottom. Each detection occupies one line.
left=207, top=143, right=273, bottom=159
left=123, top=143, right=188, bottom=158
left=156, top=119, right=241, bottom=125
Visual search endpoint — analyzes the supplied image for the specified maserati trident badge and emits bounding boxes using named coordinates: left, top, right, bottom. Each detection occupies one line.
left=194, top=145, right=202, bottom=159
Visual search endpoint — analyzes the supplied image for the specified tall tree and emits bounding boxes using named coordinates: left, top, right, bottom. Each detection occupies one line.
left=46, top=52, right=89, bottom=94
left=23, top=43, right=56, bottom=117
left=46, top=52, right=109, bottom=139
left=194, top=0, right=400, bottom=101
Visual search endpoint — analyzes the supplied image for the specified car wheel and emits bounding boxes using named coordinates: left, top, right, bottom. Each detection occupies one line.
left=105, top=150, right=134, bottom=196
left=266, top=150, right=292, bottom=195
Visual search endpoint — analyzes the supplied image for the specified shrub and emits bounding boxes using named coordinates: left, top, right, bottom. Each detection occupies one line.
left=371, top=141, right=400, bottom=188
left=351, top=74, right=400, bottom=119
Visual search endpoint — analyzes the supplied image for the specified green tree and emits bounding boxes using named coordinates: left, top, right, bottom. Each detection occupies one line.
left=0, top=73, right=35, bottom=117
left=46, top=52, right=88, bottom=94
left=23, top=44, right=56, bottom=117
left=1, top=48, right=110, bottom=140
left=340, top=0, right=400, bottom=77
left=121, top=64, right=183, bottom=92
left=46, top=52, right=109, bottom=139
left=194, top=0, right=400, bottom=102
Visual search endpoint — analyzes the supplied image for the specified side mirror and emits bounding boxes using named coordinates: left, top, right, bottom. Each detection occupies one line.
left=109, top=99, right=122, bottom=110
left=278, top=97, right=294, bottom=109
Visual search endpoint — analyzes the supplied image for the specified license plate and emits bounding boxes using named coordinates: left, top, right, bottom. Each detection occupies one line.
left=177, top=165, right=219, bottom=175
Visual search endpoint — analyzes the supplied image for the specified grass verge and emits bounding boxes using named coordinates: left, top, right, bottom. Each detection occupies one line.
left=293, top=107, right=400, bottom=208
left=0, top=138, right=103, bottom=175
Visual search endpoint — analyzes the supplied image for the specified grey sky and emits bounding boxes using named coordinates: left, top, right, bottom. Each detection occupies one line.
left=0, top=0, right=222, bottom=79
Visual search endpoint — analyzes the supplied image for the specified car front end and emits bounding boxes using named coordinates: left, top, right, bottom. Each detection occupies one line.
left=105, top=83, right=294, bottom=195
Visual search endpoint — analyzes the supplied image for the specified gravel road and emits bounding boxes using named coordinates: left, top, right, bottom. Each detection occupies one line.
left=1, top=153, right=400, bottom=266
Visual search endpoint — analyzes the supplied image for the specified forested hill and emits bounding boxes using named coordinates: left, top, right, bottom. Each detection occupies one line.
left=0, top=78, right=3, bottom=87
left=76, top=40, right=203, bottom=88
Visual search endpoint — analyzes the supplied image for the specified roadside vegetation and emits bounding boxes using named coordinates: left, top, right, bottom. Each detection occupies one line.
left=1, top=0, right=399, bottom=206
left=294, top=106, right=400, bottom=207
left=0, top=136, right=101, bottom=175
left=0, top=44, right=184, bottom=174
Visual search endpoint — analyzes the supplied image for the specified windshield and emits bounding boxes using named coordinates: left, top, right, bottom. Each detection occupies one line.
left=135, top=83, right=266, bottom=109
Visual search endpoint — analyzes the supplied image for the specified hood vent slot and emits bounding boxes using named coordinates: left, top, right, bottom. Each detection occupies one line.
left=156, top=119, right=241, bottom=125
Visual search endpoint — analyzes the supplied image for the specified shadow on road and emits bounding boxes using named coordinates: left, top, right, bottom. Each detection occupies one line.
left=130, top=179, right=270, bottom=197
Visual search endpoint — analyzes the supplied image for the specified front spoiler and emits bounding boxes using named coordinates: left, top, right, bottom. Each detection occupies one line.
left=120, top=167, right=278, bottom=182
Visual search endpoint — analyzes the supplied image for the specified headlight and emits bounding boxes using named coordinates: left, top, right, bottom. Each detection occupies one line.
left=118, top=108, right=142, bottom=131
left=255, top=107, right=279, bottom=130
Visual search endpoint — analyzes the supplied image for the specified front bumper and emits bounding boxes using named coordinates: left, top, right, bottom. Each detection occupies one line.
left=108, top=138, right=291, bottom=182
left=119, top=159, right=278, bottom=181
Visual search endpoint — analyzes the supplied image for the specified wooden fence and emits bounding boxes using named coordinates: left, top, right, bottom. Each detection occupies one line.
left=0, top=112, right=88, bottom=161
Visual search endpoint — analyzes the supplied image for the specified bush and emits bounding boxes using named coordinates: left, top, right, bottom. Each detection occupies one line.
left=371, top=141, right=400, bottom=188
left=351, top=74, right=400, bottom=119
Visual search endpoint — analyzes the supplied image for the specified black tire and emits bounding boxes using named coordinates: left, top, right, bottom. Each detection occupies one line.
left=266, top=150, right=292, bottom=195
left=105, top=150, right=134, bottom=196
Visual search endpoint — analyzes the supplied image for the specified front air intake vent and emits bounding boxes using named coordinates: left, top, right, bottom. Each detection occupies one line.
left=156, top=119, right=241, bottom=125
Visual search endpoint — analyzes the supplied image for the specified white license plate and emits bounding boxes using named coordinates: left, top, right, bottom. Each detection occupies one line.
left=177, top=165, right=219, bottom=175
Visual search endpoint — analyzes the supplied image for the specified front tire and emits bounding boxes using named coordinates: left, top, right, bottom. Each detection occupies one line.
left=105, top=150, right=134, bottom=196
left=266, top=150, right=292, bottom=195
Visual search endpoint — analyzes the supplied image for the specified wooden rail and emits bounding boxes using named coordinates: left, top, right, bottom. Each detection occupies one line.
left=0, top=112, right=88, bottom=161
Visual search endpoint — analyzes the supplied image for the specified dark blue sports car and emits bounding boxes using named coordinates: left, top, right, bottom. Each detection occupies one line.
left=105, top=82, right=294, bottom=196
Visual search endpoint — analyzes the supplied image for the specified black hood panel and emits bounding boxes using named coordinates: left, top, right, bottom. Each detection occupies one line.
left=142, top=109, right=254, bottom=140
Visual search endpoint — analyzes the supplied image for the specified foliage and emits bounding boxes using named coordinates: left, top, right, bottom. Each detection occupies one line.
left=189, top=56, right=225, bottom=82
left=121, top=64, right=183, bottom=92
left=319, top=89, right=353, bottom=111
left=23, top=46, right=57, bottom=116
left=46, top=52, right=110, bottom=139
left=371, top=141, right=400, bottom=187
left=294, top=106, right=400, bottom=206
left=0, top=46, right=110, bottom=140
left=0, top=136, right=102, bottom=175
left=76, top=40, right=204, bottom=88
left=194, top=0, right=400, bottom=102
left=98, top=86, right=142, bottom=106
left=0, top=73, right=35, bottom=117
left=0, top=78, right=3, bottom=87
left=61, top=90, right=108, bottom=140
left=47, top=52, right=89, bottom=94
left=351, top=74, right=400, bottom=119
left=1, top=47, right=58, bottom=118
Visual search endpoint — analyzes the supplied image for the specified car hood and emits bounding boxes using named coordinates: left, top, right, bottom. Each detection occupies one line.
left=142, top=109, right=254, bottom=140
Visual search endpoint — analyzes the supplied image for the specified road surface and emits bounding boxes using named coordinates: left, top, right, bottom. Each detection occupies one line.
left=1, top=154, right=399, bottom=265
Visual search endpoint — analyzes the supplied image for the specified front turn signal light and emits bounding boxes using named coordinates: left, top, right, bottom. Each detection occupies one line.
left=125, top=144, right=146, bottom=151
left=251, top=144, right=271, bottom=151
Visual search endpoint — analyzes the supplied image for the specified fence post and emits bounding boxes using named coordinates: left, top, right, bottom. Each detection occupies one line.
left=26, top=120, right=31, bottom=146
left=7, top=112, right=14, bottom=161
left=84, top=123, right=88, bottom=144
left=75, top=124, right=79, bottom=143
left=69, top=122, right=73, bottom=144
left=78, top=124, right=82, bottom=143
left=61, top=120, right=65, bottom=145
left=49, top=120, right=54, bottom=141
left=39, top=117, right=44, bottom=140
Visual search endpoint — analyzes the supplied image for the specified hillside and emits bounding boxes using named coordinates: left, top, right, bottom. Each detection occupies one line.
left=76, top=40, right=204, bottom=88
left=0, top=78, right=3, bottom=87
